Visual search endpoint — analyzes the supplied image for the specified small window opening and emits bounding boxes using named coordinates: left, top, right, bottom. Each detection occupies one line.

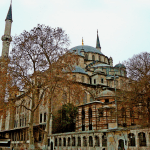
left=40, top=113, right=42, bottom=123
left=105, top=99, right=109, bottom=103
left=83, top=136, right=87, bottom=147
left=92, top=55, right=95, bottom=60
left=63, top=138, right=66, bottom=146
left=99, top=56, right=101, bottom=61
left=44, top=112, right=46, bottom=122
left=81, top=76, right=85, bottom=83
left=77, top=137, right=81, bottom=146
left=73, top=75, right=76, bottom=81
left=89, top=136, right=93, bottom=147
left=55, top=138, right=57, bottom=146
left=94, top=79, right=96, bottom=84
left=72, top=137, right=75, bottom=146
left=85, top=54, right=88, bottom=60
left=68, top=137, right=71, bottom=146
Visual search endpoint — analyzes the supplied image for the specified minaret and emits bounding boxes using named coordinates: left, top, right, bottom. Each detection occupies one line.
left=0, top=2, right=13, bottom=130
left=1, top=1, right=13, bottom=58
left=96, top=30, right=101, bottom=52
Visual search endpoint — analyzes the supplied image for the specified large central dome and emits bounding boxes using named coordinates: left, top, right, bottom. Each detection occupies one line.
left=70, top=45, right=104, bottom=56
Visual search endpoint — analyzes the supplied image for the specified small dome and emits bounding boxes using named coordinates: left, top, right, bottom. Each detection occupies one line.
left=115, top=63, right=126, bottom=68
left=99, top=90, right=115, bottom=97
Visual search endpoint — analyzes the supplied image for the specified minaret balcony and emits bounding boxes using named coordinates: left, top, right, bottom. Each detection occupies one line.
left=1, top=35, right=12, bottom=42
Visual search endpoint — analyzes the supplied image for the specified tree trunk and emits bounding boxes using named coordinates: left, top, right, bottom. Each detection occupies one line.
left=29, top=110, right=35, bottom=150
left=42, top=99, right=52, bottom=150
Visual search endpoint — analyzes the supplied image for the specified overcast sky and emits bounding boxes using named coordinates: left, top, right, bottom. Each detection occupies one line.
left=0, top=0, right=150, bottom=66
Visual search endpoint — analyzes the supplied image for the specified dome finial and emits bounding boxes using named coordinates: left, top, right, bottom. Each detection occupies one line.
left=82, top=37, right=84, bottom=46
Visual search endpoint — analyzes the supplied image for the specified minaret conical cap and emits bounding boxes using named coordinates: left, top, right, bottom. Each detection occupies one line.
left=96, top=30, right=101, bottom=49
left=6, top=2, right=13, bottom=21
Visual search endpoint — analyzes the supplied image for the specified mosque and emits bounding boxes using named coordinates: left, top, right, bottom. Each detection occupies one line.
left=0, top=2, right=150, bottom=150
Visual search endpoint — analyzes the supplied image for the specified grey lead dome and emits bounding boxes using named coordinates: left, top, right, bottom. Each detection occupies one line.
left=70, top=45, right=104, bottom=57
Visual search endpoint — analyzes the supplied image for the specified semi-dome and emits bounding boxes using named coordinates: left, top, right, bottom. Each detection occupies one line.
left=98, top=89, right=115, bottom=97
left=93, top=64, right=110, bottom=68
left=115, top=63, right=126, bottom=68
left=70, top=45, right=104, bottom=56
left=94, top=68, right=102, bottom=73
left=72, top=66, right=88, bottom=75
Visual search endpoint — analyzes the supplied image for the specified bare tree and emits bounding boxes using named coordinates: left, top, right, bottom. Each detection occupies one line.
left=8, top=24, right=76, bottom=149
left=120, top=52, right=150, bottom=126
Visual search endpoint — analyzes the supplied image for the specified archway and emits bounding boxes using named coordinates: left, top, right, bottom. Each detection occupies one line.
left=118, top=139, right=124, bottom=150
left=50, top=142, right=53, bottom=150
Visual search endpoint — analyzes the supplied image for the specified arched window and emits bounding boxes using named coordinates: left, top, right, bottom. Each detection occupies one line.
left=25, top=117, right=26, bottom=126
left=120, top=79, right=123, bottom=87
left=63, top=138, right=66, bottom=146
left=89, top=108, right=92, bottom=130
left=121, top=107, right=127, bottom=127
left=44, top=112, right=46, bottom=122
left=48, top=139, right=50, bottom=147
left=83, top=92, right=87, bottom=104
left=55, top=138, right=57, bottom=146
left=95, top=136, right=100, bottom=146
left=85, top=54, right=88, bottom=60
left=82, top=108, right=85, bottom=131
left=115, top=80, right=118, bottom=88
left=109, top=81, right=113, bottom=87
left=20, top=118, right=22, bottom=127
left=81, top=76, right=85, bottom=83
left=50, top=142, right=53, bottom=149
left=40, top=113, right=42, bottom=123
left=28, top=101, right=30, bottom=107
left=92, top=55, right=95, bottom=60
left=73, top=75, right=76, bottom=81
left=90, top=97, right=93, bottom=102
left=119, top=139, right=124, bottom=149
left=121, top=70, right=124, bottom=76
left=76, top=99, right=79, bottom=105
left=59, top=138, right=61, bottom=146
left=89, top=136, right=93, bottom=147
left=77, top=137, right=81, bottom=146
left=94, top=79, right=96, bottom=84
left=39, top=132, right=42, bottom=142
left=99, top=56, right=101, bottom=61
left=138, top=132, right=146, bottom=147
left=98, top=109, right=103, bottom=121
left=130, top=108, right=135, bottom=125
left=102, top=133, right=107, bottom=147
left=83, top=136, right=87, bottom=147
left=68, top=137, right=71, bottom=146
left=128, top=133, right=135, bottom=146
left=22, top=115, right=24, bottom=126
left=21, top=132, right=23, bottom=141
left=72, top=137, right=75, bottom=146
left=89, top=108, right=92, bottom=118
